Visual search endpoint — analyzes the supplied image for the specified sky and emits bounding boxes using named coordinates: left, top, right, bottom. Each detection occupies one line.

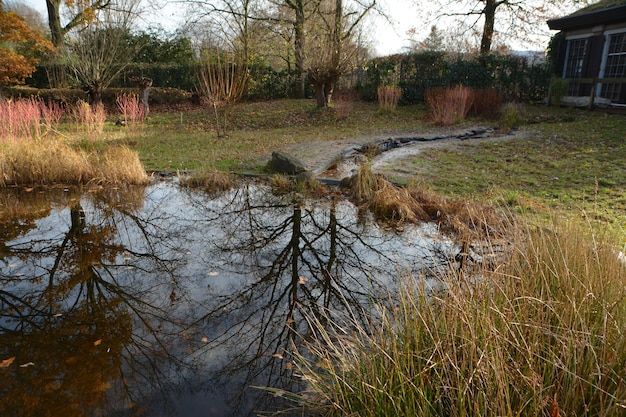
left=18, top=0, right=565, bottom=56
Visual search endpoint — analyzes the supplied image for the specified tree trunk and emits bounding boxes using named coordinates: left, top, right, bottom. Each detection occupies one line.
left=314, top=81, right=326, bottom=107
left=87, top=83, right=103, bottom=106
left=134, top=77, right=153, bottom=116
left=480, top=0, right=497, bottom=55
left=293, top=2, right=306, bottom=99
left=46, top=0, right=64, bottom=49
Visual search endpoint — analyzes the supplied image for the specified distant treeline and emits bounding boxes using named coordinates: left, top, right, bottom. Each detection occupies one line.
left=25, top=52, right=552, bottom=103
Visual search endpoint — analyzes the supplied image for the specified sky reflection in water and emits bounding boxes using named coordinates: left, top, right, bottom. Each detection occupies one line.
left=0, top=181, right=457, bottom=417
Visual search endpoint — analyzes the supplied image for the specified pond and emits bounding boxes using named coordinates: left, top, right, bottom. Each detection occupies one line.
left=0, top=180, right=459, bottom=417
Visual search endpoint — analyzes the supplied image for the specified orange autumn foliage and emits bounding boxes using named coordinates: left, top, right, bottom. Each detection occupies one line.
left=0, top=10, right=55, bottom=84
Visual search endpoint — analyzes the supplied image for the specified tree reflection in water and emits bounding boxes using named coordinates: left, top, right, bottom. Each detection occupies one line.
left=0, top=182, right=455, bottom=417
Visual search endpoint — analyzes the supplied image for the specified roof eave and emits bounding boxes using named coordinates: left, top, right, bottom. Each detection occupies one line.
left=548, top=5, right=626, bottom=30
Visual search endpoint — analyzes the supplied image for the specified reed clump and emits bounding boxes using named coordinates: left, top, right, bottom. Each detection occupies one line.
left=0, top=98, right=149, bottom=186
left=425, top=85, right=472, bottom=126
left=179, top=170, right=237, bottom=193
left=294, top=218, right=626, bottom=417
left=377, top=85, right=402, bottom=112
left=349, top=163, right=510, bottom=239
left=0, top=141, right=149, bottom=186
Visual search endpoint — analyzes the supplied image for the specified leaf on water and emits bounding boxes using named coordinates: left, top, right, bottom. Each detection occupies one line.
left=93, top=339, right=102, bottom=346
left=208, top=271, right=219, bottom=276
left=0, top=357, right=16, bottom=368
left=272, top=353, right=283, bottom=359
left=201, top=337, right=208, bottom=343
left=53, top=313, right=63, bottom=317
left=19, top=362, right=35, bottom=368
left=298, top=276, right=308, bottom=284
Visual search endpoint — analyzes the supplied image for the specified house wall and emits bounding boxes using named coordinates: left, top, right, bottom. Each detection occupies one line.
left=555, top=22, right=626, bottom=104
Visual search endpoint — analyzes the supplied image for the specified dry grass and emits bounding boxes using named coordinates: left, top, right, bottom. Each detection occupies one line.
left=291, top=217, right=626, bottom=417
left=368, top=179, right=426, bottom=224
left=72, top=101, right=107, bottom=141
left=0, top=141, right=149, bottom=186
left=89, top=146, right=150, bottom=185
left=425, top=85, right=472, bottom=126
left=179, top=169, right=237, bottom=193
left=377, top=85, right=402, bottom=112
left=0, top=97, right=149, bottom=186
left=0, top=98, right=63, bottom=142
left=349, top=163, right=511, bottom=239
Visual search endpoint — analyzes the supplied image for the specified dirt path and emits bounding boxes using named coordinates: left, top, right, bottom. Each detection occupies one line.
left=282, top=128, right=527, bottom=180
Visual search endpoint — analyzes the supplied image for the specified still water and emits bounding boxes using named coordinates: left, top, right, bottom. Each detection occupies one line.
left=0, top=180, right=457, bottom=417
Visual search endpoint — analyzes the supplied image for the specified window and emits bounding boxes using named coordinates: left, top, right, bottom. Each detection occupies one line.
left=601, top=32, right=626, bottom=101
left=564, top=38, right=589, bottom=78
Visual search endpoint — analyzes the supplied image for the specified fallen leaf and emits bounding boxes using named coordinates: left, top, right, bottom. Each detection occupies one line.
left=93, top=339, right=102, bottom=346
left=0, top=357, right=16, bottom=368
left=272, top=353, right=284, bottom=359
left=19, top=362, right=35, bottom=368
left=201, top=337, right=208, bottom=343
left=208, top=271, right=219, bottom=276
left=298, top=276, right=308, bottom=284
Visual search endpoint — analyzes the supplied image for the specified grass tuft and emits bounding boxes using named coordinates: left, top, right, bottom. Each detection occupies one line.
left=179, top=169, right=237, bottom=193
left=425, top=85, right=472, bottom=126
left=293, top=218, right=626, bottom=417
left=0, top=141, right=148, bottom=186
left=377, top=85, right=402, bottom=112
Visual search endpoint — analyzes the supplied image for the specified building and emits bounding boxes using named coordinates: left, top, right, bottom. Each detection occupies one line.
left=548, top=0, right=626, bottom=107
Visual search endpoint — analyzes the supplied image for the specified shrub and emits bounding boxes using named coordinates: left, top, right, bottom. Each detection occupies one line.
left=499, top=102, right=526, bottom=131
left=468, top=87, right=503, bottom=118
left=425, top=85, right=472, bottom=126
left=377, top=85, right=402, bottom=111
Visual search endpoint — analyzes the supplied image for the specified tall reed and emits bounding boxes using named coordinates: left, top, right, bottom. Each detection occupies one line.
left=116, top=93, right=146, bottom=129
left=72, top=101, right=107, bottom=141
left=0, top=141, right=149, bottom=186
left=293, top=218, right=626, bottom=416
left=425, top=85, right=472, bottom=126
left=377, top=85, right=402, bottom=111
left=0, top=98, right=63, bottom=142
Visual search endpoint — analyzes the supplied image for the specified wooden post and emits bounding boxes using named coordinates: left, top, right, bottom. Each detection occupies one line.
left=588, top=78, right=597, bottom=110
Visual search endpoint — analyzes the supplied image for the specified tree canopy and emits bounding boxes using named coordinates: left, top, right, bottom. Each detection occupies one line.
left=0, top=4, right=55, bottom=84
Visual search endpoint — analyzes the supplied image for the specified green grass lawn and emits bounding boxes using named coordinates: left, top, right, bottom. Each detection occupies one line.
left=130, top=100, right=624, bottom=226
left=134, top=99, right=430, bottom=171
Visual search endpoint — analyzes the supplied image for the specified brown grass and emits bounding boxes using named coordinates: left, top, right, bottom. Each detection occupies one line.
left=377, top=85, right=402, bottom=112
left=349, top=163, right=511, bottom=240
left=369, top=179, right=426, bottom=224
left=425, top=85, right=472, bottom=126
left=0, top=141, right=149, bottom=186
left=179, top=170, right=237, bottom=193
left=291, top=217, right=626, bottom=417
left=89, top=146, right=150, bottom=185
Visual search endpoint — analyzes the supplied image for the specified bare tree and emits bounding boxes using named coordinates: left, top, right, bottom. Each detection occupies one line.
left=307, top=0, right=375, bottom=107
left=425, top=0, right=589, bottom=54
left=196, top=48, right=248, bottom=137
left=64, top=0, right=141, bottom=104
